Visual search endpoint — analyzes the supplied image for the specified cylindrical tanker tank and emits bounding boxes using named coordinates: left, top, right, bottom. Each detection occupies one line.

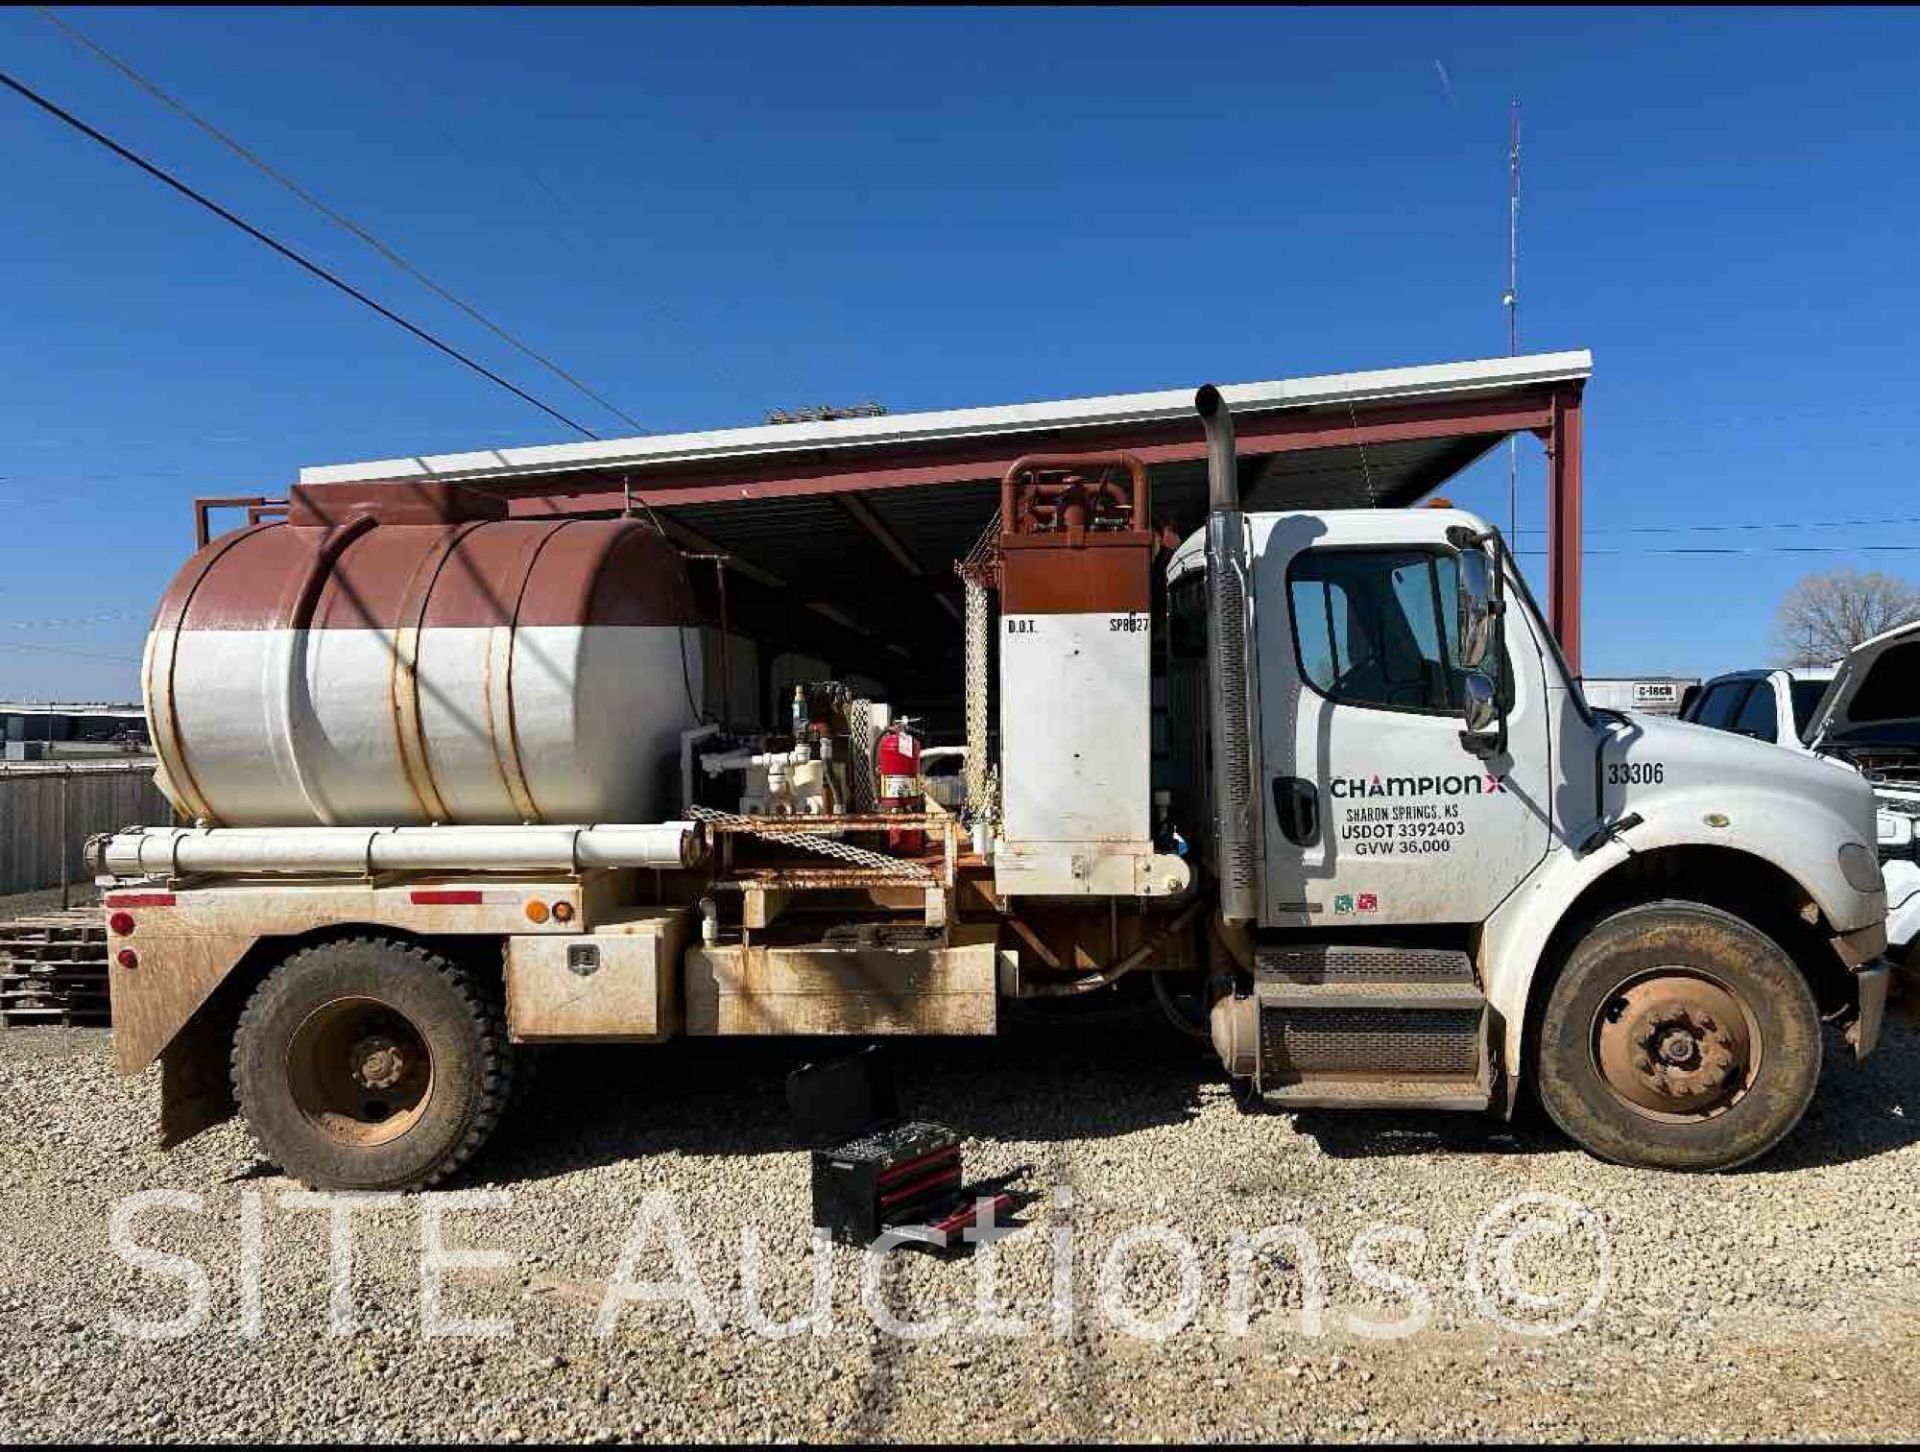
left=144, top=496, right=704, bottom=828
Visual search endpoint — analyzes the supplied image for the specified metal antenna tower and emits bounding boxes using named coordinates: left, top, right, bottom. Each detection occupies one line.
left=1505, top=100, right=1521, bottom=541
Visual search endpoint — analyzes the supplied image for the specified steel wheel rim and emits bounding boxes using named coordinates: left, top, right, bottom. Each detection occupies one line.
left=286, top=996, right=434, bottom=1146
left=1591, top=966, right=1763, bottom=1124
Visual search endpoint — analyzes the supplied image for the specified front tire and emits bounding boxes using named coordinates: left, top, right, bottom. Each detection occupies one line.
left=1534, top=900, right=1821, bottom=1172
left=232, top=935, right=514, bottom=1190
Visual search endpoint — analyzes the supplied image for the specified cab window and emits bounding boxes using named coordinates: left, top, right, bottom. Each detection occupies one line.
left=1287, top=548, right=1499, bottom=715
left=1789, top=678, right=1832, bottom=738
left=1691, top=681, right=1752, bottom=730
left=1730, top=681, right=1779, bottom=742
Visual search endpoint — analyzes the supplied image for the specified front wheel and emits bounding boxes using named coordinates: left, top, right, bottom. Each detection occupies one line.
left=231, top=935, right=514, bottom=1190
left=1534, top=900, right=1821, bottom=1172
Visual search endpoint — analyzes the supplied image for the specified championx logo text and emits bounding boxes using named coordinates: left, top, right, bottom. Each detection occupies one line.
left=1328, top=772, right=1507, bottom=799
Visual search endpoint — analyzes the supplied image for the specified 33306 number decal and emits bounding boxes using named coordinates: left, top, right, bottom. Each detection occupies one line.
left=1607, top=761, right=1665, bottom=785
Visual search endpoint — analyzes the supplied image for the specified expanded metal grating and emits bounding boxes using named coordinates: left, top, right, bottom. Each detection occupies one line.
left=1259, top=1006, right=1482, bottom=1077
left=1256, top=944, right=1477, bottom=985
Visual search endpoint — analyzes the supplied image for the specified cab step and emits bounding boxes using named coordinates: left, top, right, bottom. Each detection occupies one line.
left=1218, top=945, right=1493, bottom=1111
left=1260, top=1077, right=1494, bottom=1112
left=1255, top=978, right=1485, bottom=1011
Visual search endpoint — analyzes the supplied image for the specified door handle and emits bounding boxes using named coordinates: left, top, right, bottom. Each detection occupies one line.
left=1271, top=776, right=1320, bottom=847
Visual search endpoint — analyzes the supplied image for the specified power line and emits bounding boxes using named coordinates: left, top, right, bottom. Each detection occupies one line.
left=0, top=639, right=143, bottom=664
left=0, top=67, right=600, bottom=440
left=0, top=610, right=146, bottom=631
left=391, top=80, right=779, bottom=425
left=1515, top=543, right=1920, bottom=559
left=38, top=6, right=648, bottom=436
left=1514, top=512, right=1920, bottom=537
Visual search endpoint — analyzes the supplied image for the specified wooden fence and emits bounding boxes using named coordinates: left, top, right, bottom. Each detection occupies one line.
left=0, top=761, right=173, bottom=901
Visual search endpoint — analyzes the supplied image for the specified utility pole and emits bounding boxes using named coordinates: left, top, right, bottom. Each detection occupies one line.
left=1504, top=100, right=1521, bottom=543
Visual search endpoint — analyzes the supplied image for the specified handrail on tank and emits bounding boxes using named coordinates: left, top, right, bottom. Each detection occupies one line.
left=193, top=495, right=288, bottom=548
left=1000, top=453, right=1149, bottom=537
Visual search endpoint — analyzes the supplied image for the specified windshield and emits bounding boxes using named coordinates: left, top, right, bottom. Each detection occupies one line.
left=1790, top=679, right=1831, bottom=740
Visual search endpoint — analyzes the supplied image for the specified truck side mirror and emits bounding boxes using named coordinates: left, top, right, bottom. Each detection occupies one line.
left=1462, top=672, right=1498, bottom=734
left=1457, top=548, right=1497, bottom=670
left=1459, top=671, right=1506, bottom=760
left=1448, top=530, right=1508, bottom=760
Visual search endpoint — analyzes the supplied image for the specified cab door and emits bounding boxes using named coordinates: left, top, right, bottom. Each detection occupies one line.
left=1250, top=513, right=1552, bottom=928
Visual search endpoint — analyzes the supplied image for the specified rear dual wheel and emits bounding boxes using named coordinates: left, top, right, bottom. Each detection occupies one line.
left=232, top=936, right=514, bottom=1190
left=1535, top=900, right=1821, bottom=1172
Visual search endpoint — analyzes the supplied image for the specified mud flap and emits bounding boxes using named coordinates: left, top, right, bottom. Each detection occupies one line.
left=1844, top=964, right=1890, bottom=1060
left=159, top=1009, right=238, bottom=1148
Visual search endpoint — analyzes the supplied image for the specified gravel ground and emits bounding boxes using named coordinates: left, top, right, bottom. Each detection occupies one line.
left=0, top=995, right=1916, bottom=1443
left=0, top=883, right=98, bottom=920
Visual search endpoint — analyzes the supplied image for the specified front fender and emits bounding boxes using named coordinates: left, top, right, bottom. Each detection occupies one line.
left=1594, top=715, right=1885, bottom=933
left=1479, top=804, right=1881, bottom=1104
left=1480, top=836, right=1629, bottom=1090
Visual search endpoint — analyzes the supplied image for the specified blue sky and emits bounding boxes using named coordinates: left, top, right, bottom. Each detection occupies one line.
left=4, top=6, right=1919, bottom=698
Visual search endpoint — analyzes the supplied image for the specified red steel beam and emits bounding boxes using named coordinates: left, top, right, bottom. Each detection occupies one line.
left=482, top=384, right=1585, bottom=660
left=1538, top=386, right=1584, bottom=674
left=500, top=391, right=1561, bottom=514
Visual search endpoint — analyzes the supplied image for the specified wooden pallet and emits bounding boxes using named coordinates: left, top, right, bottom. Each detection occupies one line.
left=0, top=909, right=109, bottom=1027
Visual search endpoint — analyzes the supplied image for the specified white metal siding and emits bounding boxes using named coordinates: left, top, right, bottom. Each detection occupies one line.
left=999, top=612, right=1150, bottom=847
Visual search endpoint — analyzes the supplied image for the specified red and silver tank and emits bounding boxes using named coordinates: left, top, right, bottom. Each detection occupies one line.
left=143, top=484, right=703, bottom=828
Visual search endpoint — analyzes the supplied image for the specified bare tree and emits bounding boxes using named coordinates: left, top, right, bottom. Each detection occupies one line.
left=1772, top=568, right=1920, bottom=666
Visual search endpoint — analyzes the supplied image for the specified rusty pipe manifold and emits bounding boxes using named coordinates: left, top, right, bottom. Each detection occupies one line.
left=1000, top=453, right=1149, bottom=536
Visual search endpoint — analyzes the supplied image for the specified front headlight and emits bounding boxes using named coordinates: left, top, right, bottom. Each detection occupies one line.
left=1839, top=841, right=1885, bottom=893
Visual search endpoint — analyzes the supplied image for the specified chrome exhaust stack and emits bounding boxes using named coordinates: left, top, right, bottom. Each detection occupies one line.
left=1195, top=385, right=1262, bottom=925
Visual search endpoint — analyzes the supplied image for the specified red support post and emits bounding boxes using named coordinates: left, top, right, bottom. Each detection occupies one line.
left=1544, top=386, right=1584, bottom=675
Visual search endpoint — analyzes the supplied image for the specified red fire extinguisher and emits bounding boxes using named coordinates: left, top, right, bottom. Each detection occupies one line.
left=876, top=720, right=925, bottom=853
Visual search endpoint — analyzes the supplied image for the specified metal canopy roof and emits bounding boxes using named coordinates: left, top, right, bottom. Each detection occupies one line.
left=303, top=350, right=1590, bottom=496
left=290, top=350, right=1592, bottom=698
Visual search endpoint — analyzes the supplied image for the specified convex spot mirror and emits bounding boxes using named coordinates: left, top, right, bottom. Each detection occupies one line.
left=1461, top=672, right=1499, bottom=735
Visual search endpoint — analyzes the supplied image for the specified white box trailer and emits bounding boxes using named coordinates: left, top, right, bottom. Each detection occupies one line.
left=1580, top=676, right=1699, bottom=716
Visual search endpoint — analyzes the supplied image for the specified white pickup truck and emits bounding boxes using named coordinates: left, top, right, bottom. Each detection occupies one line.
left=1682, top=622, right=1920, bottom=971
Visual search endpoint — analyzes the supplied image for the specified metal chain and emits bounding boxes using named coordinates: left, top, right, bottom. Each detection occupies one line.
left=687, top=804, right=932, bottom=876
left=963, top=578, right=992, bottom=819
left=793, top=680, right=879, bottom=814
left=848, top=698, right=878, bottom=813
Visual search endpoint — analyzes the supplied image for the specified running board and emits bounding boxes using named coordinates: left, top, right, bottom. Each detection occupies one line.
left=1260, top=1078, right=1494, bottom=1112
left=1213, top=944, right=1494, bottom=1112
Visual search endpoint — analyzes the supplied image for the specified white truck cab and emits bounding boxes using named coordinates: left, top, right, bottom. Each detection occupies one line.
left=1683, top=624, right=1920, bottom=968
left=1170, top=422, right=1888, bottom=1169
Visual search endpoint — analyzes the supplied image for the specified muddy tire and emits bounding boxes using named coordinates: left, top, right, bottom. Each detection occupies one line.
left=232, top=936, right=514, bottom=1190
left=1534, top=900, right=1820, bottom=1172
